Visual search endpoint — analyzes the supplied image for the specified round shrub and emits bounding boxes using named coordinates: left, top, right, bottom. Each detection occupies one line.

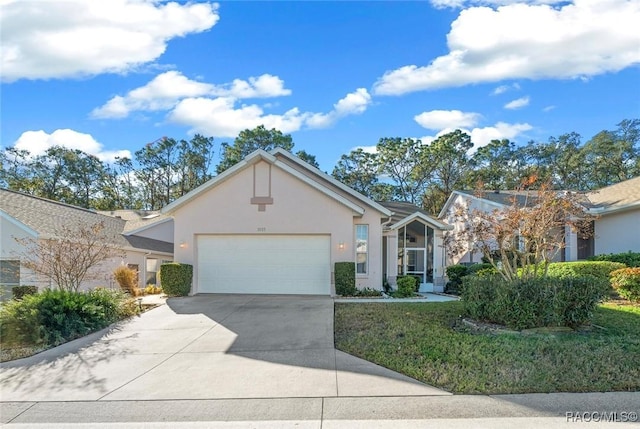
left=159, top=263, right=193, bottom=297
left=610, top=267, right=640, bottom=302
left=395, top=276, right=416, bottom=298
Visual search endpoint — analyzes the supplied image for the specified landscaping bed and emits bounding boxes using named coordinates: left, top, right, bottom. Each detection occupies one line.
left=334, top=300, right=640, bottom=394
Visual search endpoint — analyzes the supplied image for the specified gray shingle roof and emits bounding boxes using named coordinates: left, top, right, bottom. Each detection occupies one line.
left=585, top=176, right=640, bottom=211
left=97, top=209, right=171, bottom=233
left=0, top=189, right=173, bottom=254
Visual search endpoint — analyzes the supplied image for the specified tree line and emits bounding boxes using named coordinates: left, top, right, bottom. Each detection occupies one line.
left=1, top=120, right=637, bottom=213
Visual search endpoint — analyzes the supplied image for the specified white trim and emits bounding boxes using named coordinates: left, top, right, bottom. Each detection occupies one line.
left=389, top=212, right=453, bottom=231
left=271, top=148, right=393, bottom=217
left=588, top=200, right=640, bottom=216
left=123, top=217, right=173, bottom=236
left=0, top=210, right=38, bottom=237
left=355, top=224, right=369, bottom=276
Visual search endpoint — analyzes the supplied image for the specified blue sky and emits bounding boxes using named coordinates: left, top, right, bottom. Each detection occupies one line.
left=2, top=0, right=639, bottom=172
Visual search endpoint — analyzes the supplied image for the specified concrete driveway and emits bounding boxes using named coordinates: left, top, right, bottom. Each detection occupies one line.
left=0, top=295, right=448, bottom=401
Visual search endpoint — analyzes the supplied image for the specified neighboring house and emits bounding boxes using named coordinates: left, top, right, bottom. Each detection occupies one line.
left=576, top=176, right=640, bottom=259
left=439, top=176, right=640, bottom=265
left=0, top=189, right=173, bottom=297
left=162, top=148, right=452, bottom=296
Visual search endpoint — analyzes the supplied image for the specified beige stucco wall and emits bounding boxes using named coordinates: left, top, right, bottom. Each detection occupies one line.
left=172, top=160, right=385, bottom=295
left=594, top=210, right=640, bottom=255
left=131, top=220, right=174, bottom=243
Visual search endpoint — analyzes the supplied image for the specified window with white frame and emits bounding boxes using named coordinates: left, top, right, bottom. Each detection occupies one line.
left=355, top=225, right=368, bottom=275
left=146, top=258, right=158, bottom=286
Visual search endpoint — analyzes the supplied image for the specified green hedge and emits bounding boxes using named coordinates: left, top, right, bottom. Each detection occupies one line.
left=395, top=276, right=416, bottom=298
left=12, top=285, right=38, bottom=300
left=610, top=267, right=640, bottom=302
left=159, top=263, right=193, bottom=297
left=546, top=261, right=626, bottom=281
left=589, top=252, right=640, bottom=268
left=397, top=275, right=421, bottom=292
left=462, top=275, right=610, bottom=330
left=0, top=289, right=137, bottom=348
left=335, top=262, right=356, bottom=296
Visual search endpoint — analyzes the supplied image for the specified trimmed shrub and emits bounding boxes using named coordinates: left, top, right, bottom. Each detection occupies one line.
left=11, top=285, right=38, bottom=300
left=159, top=263, right=193, bottom=297
left=395, top=276, right=416, bottom=298
left=445, top=265, right=468, bottom=294
left=335, top=262, right=356, bottom=296
left=462, top=275, right=609, bottom=330
left=113, top=266, right=137, bottom=295
left=610, top=267, right=640, bottom=302
left=0, top=289, right=137, bottom=348
left=467, top=263, right=496, bottom=275
left=589, top=251, right=640, bottom=268
left=546, top=261, right=625, bottom=281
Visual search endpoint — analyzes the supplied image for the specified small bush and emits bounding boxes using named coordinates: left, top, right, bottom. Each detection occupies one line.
left=610, top=267, right=640, bottom=302
left=159, top=263, right=192, bottom=297
left=0, top=289, right=138, bottom=348
left=589, top=251, right=640, bottom=268
left=114, top=266, right=138, bottom=294
left=546, top=261, right=626, bottom=281
left=462, top=275, right=609, bottom=330
left=445, top=265, right=468, bottom=294
left=11, top=285, right=38, bottom=300
left=395, top=276, right=417, bottom=298
left=335, top=262, right=356, bottom=296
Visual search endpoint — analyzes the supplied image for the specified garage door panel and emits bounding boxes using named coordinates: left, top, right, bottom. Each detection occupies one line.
left=197, top=235, right=330, bottom=295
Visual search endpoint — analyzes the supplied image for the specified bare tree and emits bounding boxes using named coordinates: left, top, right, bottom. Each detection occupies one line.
left=444, top=178, right=594, bottom=281
left=15, top=221, right=123, bottom=292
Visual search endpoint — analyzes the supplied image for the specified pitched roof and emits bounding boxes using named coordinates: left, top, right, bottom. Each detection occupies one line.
left=98, top=209, right=172, bottom=234
left=379, top=201, right=452, bottom=230
left=163, top=149, right=392, bottom=217
left=0, top=189, right=173, bottom=254
left=585, top=176, right=640, bottom=214
left=456, top=190, right=540, bottom=207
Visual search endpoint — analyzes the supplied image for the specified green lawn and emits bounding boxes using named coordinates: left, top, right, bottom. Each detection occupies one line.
left=334, top=301, right=640, bottom=394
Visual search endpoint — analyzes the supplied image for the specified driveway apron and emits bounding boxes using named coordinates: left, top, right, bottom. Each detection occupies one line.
left=0, top=295, right=448, bottom=401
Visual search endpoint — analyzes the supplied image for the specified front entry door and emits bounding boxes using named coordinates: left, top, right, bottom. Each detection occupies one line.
left=405, top=248, right=434, bottom=292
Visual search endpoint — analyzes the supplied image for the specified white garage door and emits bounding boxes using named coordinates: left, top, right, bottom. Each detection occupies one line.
left=197, top=235, right=330, bottom=295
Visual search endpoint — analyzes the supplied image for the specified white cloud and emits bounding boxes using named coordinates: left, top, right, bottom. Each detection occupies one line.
left=92, top=72, right=292, bottom=119
left=431, top=0, right=566, bottom=8
left=1, top=0, right=219, bottom=82
left=306, top=88, right=372, bottom=128
left=374, top=0, right=640, bottom=95
left=416, top=121, right=532, bottom=149
left=352, top=145, right=378, bottom=154
left=543, top=105, right=557, bottom=112
left=13, top=129, right=130, bottom=163
left=469, top=122, right=533, bottom=147
left=504, top=96, right=530, bottom=109
left=213, top=74, right=291, bottom=99
left=492, top=82, right=520, bottom=95
left=414, top=109, right=481, bottom=130
left=169, top=88, right=372, bottom=137
left=169, top=97, right=307, bottom=137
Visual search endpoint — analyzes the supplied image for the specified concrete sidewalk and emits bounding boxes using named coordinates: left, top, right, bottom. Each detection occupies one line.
left=2, top=393, right=639, bottom=427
